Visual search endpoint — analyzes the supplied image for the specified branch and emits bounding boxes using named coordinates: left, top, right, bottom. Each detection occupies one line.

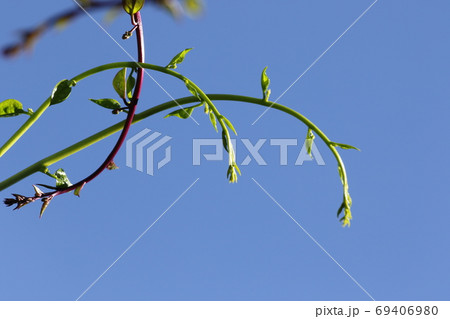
left=2, top=0, right=200, bottom=58
left=1, top=94, right=353, bottom=225
left=0, top=62, right=238, bottom=157
left=2, top=12, right=146, bottom=217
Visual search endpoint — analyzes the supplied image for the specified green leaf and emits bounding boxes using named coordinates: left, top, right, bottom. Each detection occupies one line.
left=227, top=163, right=240, bottom=183
left=0, top=99, right=29, bottom=117
left=305, top=128, right=315, bottom=158
left=345, top=189, right=352, bottom=207
left=337, top=202, right=346, bottom=219
left=209, top=111, right=218, bottom=132
left=122, top=0, right=145, bottom=15
left=50, top=80, right=75, bottom=105
left=164, top=103, right=201, bottom=119
left=185, top=80, right=201, bottom=100
left=222, top=130, right=229, bottom=153
left=227, top=165, right=236, bottom=183
left=261, top=66, right=271, bottom=102
left=222, top=116, right=237, bottom=135
left=330, top=142, right=360, bottom=151
left=166, top=48, right=192, bottom=69
left=127, top=72, right=136, bottom=99
left=89, top=98, right=122, bottom=110
left=54, top=168, right=72, bottom=189
left=337, top=166, right=344, bottom=185
left=337, top=202, right=352, bottom=227
left=233, top=162, right=241, bottom=175
left=337, top=185, right=353, bottom=227
left=113, top=68, right=127, bottom=99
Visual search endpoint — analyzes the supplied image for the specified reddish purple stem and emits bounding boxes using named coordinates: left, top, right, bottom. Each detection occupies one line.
left=43, top=12, right=145, bottom=199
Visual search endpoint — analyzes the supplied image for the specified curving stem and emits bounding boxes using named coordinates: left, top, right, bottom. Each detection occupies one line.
left=7, top=12, right=146, bottom=209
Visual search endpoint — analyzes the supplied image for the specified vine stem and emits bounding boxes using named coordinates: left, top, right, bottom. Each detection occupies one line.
left=0, top=94, right=347, bottom=192
left=51, top=12, right=145, bottom=198
left=2, top=1, right=179, bottom=57
left=0, top=98, right=50, bottom=157
left=1, top=60, right=351, bottom=224
left=1, top=62, right=260, bottom=158
left=1, top=13, right=146, bottom=201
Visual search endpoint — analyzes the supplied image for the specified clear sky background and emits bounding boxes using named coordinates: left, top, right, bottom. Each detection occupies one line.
left=0, top=0, right=449, bottom=301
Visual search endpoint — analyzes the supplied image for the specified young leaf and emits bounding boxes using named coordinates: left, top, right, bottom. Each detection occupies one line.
left=337, top=202, right=345, bottom=218
left=227, top=163, right=240, bottom=183
left=54, top=168, right=72, bottom=189
left=234, top=163, right=241, bottom=175
left=127, top=72, right=136, bottom=99
left=185, top=80, right=201, bottom=100
left=222, top=130, right=229, bottom=153
left=330, top=142, right=360, bottom=151
left=337, top=185, right=353, bottom=227
left=227, top=165, right=237, bottom=183
left=209, top=111, right=218, bottom=132
left=261, top=66, right=271, bottom=102
left=222, top=116, right=237, bottom=135
left=0, top=99, right=29, bottom=117
left=305, top=128, right=315, bottom=158
left=51, top=80, right=75, bottom=105
left=166, top=48, right=192, bottom=69
left=345, top=189, right=352, bottom=207
left=164, top=104, right=200, bottom=119
left=337, top=202, right=352, bottom=227
left=122, top=0, right=145, bottom=15
left=89, top=98, right=122, bottom=110
left=337, top=166, right=344, bottom=185
left=113, top=68, right=127, bottom=99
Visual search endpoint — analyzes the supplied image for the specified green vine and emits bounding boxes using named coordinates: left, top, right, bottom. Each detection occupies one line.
left=1, top=1, right=357, bottom=226
left=1, top=89, right=355, bottom=226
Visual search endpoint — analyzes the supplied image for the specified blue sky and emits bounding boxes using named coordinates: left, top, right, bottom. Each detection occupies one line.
left=0, top=0, right=449, bottom=301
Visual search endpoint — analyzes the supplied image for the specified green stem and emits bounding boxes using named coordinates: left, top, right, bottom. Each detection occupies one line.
left=183, top=82, right=237, bottom=170
left=0, top=94, right=347, bottom=193
left=0, top=62, right=228, bottom=158
left=0, top=61, right=352, bottom=224
left=0, top=97, right=51, bottom=157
